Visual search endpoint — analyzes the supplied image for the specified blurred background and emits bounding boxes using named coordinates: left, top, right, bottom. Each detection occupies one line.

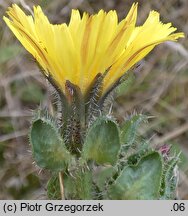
left=0, top=0, right=187, bottom=199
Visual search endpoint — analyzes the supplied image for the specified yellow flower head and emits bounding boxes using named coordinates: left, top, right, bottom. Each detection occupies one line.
left=4, top=3, right=184, bottom=96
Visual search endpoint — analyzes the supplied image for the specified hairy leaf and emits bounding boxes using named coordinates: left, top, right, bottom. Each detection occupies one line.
left=30, top=117, right=71, bottom=171
left=108, top=152, right=163, bottom=199
left=82, top=117, right=120, bottom=165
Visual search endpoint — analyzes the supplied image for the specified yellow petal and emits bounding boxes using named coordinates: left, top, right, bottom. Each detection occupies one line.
left=4, top=4, right=184, bottom=96
left=103, top=10, right=184, bottom=91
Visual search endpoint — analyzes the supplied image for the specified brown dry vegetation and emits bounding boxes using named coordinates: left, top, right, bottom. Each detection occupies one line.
left=0, top=0, right=188, bottom=199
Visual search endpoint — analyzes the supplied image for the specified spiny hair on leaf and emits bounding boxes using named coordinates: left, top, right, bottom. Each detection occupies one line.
left=100, top=98, right=114, bottom=120
left=126, top=148, right=154, bottom=166
left=120, top=133, right=145, bottom=156
left=123, top=110, right=148, bottom=122
left=87, top=110, right=102, bottom=128
left=32, top=107, right=58, bottom=127
left=162, top=154, right=179, bottom=172
left=86, top=115, right=120, bottom=136
left=29, top=108, right=62, bottom=155
left=164, top=154, right=180, bottom=172
left=120, top=114, right=149, bottom=150
left=99, top=91, right=115, bottom=112
left=160, top=155, right=180, bottom=199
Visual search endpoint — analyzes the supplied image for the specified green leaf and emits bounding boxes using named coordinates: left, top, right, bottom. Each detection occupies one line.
left=82, top=117, right=120, bottom=165
left=75, top=170, right=93, bottom=200
left=108, top=152, right=163, bottom=200
left=30, top=117, right=71, bottom=171
left=64, top=169, right=93, bottom=199
left=160, top=155, right=180, bottom=200
left=127, top=140, right=152, bottom=166
left=120, top=114, right=147, bottom=148
left=94, top=166, right=117, bottom=191
left=47, top=174, right=61, bottom=200
left=170, top=143, right=188, bottom=171
left=63, top=174, right=77, bottom=199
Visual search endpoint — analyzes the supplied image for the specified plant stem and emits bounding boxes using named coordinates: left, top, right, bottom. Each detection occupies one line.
left=59, top=172, right=65, bottom=200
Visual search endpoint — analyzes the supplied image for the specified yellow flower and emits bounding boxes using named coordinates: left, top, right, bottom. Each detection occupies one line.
left=4, top=3, right=184, bottom=96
